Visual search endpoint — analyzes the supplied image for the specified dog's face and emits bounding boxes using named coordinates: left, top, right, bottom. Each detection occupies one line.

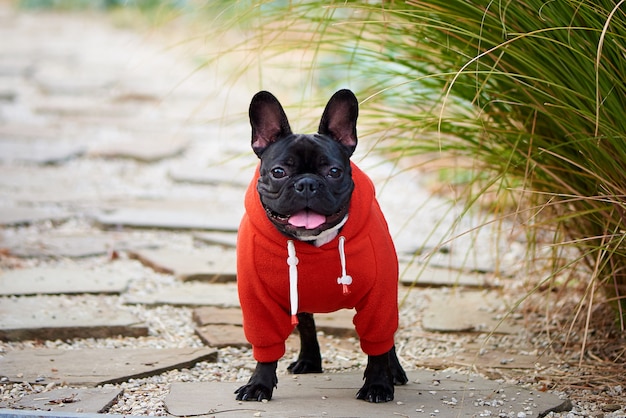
left=249, top=90, right=359, bottom=241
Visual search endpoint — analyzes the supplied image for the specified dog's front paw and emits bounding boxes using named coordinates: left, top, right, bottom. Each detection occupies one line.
left=234, top=361, right=278, bottom=402
left=356, top=379, right=394, bottom=403
left=235, top=382, right=274, bottom=401
left=356, top=351, right=395, bottom=403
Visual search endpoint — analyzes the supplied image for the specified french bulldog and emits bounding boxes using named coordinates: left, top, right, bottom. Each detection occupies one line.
left=235, top=89, right=408, bottom=403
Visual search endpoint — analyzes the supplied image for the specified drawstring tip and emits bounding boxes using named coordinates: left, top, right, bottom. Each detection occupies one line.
left=291, top=314, right=299, bottom=326
left=337, top=237, right=352, bottom=297
left=342, top=284, right=351, bottom=295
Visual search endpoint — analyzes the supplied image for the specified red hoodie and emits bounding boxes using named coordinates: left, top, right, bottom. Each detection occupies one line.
left=237, top=162, right=399, bottom=363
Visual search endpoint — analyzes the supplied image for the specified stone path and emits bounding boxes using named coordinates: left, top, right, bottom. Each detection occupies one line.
left=0, top=3, right=572, bottom=417
left=166, top=371, right=570, bottom=418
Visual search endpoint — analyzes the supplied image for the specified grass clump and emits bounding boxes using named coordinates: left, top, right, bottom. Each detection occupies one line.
left=226, top=1, right=626, bottom=336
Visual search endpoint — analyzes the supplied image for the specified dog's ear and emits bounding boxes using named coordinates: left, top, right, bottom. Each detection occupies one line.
left=318, top=89, right=358, bottom=156
left=249, top=91, right=292, bottom=157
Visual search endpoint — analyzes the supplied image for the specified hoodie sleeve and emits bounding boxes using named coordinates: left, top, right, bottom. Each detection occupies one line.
left=237, top=213, right=295, bottom=363
left=351, top=205, right=399, bottom=357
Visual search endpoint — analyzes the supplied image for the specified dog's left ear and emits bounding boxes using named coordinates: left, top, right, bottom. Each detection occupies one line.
left=249, top=91, right=293, bottom=157
left=318, top=89, right=358, bottom=156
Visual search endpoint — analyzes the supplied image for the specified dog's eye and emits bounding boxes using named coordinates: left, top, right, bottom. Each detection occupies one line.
left=271, top=167, right=287, bottom=178
left=328, top=167, right=342, bottom=178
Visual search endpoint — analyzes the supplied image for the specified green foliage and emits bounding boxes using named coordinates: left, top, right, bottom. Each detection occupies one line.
left=238, top=0, right=626, bottom=327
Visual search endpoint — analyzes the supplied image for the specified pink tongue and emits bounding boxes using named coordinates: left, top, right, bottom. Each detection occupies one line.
left=288, top=210, right=326, bottom=229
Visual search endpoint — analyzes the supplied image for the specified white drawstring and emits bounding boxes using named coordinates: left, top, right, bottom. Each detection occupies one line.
left=286, top=236, right=351, bottom=326
left=287, top=240, right=299, bottom=325
left=336, top=236, right=352, bottom=295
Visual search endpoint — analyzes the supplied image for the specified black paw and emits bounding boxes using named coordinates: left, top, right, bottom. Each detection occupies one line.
left=356, top=380, right=394, bottom=403
left=234, top=361, right=277, bottom=402
left=355, top=349, right=399, bottom=403
left=235, top=382, right=273, bottom=402
left=287, top=358, right=322, bottom=374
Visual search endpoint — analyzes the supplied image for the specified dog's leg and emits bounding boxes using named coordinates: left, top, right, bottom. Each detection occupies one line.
left=388, top=345, right=408, bottom=385
left=234, top=361, right=278, bottom=401
left=356, top=346, right=403, bottom=403
left=287, top=312, right=323, bottom=373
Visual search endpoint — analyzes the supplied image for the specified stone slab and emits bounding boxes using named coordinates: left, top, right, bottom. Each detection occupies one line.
left=87, top=137, right=188, bottom=162
left=421, top=290, right=523, bottom=334
left=420, top=343, right=549, bottom=374
left=164, top=371, right=571, bottom=418
left=0, top=268, right=130, bottom=296
left=0, top=347, right=217, bottom=386
left=0, top=411, right=126, bottom=418
left=95, top=206, right=240, bottom=232
left=422, top=242, right=502, bottom=274
left=35, top=75, right=115, bottom=96
left=195, top=324, right=248, bottom=349
left=399, top=262, right=497, bottom=288
left=0, top=296, right=148, bottom=341
left=129, top=247, right=236, bottom=282
left=0, top=123, right=64, bottom=141
left=168, top=162, right=252, bottom=188
left=0, top=89, right=16, bottom=102
left=33, top=98, right=133, bottom=118
left=0, top=57, right=34, bottom=77
left=193, top=231, right=238, bottom=248
left=6, top=387, right=123, bottom=413
left=313, top=309, right=356, bottom=337
left=0, top=206, right=71, bottom=226
left=123, top=282, right=240, bottom=307
left=0, top=140, right=85, bottom=164
left=192, top=307, right=355, bottom=336
left=193, top=306, right=243, bottom=326
left=0, top=232, right=158, bottom=258
left=0, top=167, right=125, bottom=203
left=192, top=306, right=248, bottom=348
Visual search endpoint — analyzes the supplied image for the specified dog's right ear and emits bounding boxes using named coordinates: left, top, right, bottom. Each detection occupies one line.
left=249, top=91, right=292, bottom=157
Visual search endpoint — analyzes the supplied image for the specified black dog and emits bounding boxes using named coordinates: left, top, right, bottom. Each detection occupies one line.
left=235, top=89, right=408, bottom=402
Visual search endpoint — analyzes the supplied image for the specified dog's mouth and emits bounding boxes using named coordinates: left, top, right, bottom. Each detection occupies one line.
left=265, top=205, right=347, bottom=231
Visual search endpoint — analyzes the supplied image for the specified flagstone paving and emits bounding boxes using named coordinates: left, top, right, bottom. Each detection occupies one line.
left=164, top=371, right=571, bottom=418
left=0, top=347, right=217, bottom=386
left=128, top=247, right=237, bottom=282
left=399, top=262, right=500, bottom=288
left=0, top=140, right=85, bottom=164
left=0, top=268, right=131, bottom=296
left=122, top=282, right=240, bottom=307
left=2, top=387, right=123, bottom=414
left=0, top=2, right=583, bottom=417
left=191, top=307, right=358, bottom=349
left=193, top=231, right=238, bottom=248
left=0, top=296, right=148, bottom=341
left=420, top=341, right=550, bottom=376
left=421, top=290, right=524, bottom=334
left=0, top=206, right=72, bottom=226
left=0, top=232, right=158, bottom=258
left=94, top=200, right=241, bottom=232
left=194, top=324, right=248, bottom=349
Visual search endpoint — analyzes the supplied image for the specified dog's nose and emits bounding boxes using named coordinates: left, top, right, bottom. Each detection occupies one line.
left=294, top=177, right=319, bottom=196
